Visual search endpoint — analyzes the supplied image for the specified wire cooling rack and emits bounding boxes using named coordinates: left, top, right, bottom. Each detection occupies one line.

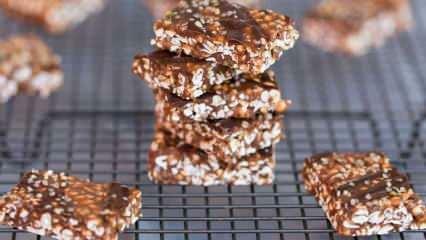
left=0, top=0, right=426, bottom=240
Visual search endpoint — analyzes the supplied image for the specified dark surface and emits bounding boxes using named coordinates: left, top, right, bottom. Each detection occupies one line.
left=0, top=0, right=425, bottom=239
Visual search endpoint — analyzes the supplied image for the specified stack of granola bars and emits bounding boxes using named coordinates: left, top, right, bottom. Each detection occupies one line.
left=133, top=0, right=299, bottom=186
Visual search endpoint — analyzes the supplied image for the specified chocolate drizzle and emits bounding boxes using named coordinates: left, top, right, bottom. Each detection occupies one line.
left=337, top=168, right=412, bottom=204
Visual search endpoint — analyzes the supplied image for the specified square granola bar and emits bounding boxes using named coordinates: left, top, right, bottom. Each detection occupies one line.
left=0, top=34, right=63, bottom=103
left=0, top=170, right=142, bottom=240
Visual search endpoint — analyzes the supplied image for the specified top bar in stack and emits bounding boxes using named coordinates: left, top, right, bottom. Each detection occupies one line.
left=0, top=0, right=106, bottom=34
left=152, top=0, right=299, bottom=75
left=302, top=0, right=413, bottom=55
left=303, top=152, right=426, bottom=236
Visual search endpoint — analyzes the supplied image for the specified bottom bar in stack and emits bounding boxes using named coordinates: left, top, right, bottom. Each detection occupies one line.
left=148, top=129, right=275, bottom=186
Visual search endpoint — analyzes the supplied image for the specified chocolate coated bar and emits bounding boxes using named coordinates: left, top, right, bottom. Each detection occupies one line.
left=0, top=170, right=142, bottom=240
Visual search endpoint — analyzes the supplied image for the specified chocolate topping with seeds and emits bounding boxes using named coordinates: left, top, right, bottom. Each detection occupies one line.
left=143, top=0, right=263, bottom=19
left=337, top=168, right=411, bottom=204
left=0, top=170, right=142, bottom=240
left=303, top=152, right=426, bottom=236
left=0, top=0, right=106, bottom=34
left=153, top=0, right=299, bottom=74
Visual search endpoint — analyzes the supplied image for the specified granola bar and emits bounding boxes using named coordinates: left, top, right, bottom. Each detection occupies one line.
left=143, top=0, right=263, bottom=19
left=148, top=129, right=275, bottom=186
left=132, top=50, right=236, bottom=100
left=154, top=71, right=290, bottom=121
left=0, top=35, right=63, bottom=103
left=156, top=102, right=283, bottom=159
left=303, top=152, right=426, bottom=236
left=302, top=0, right=413, bottom=55
left=0, top=0, right=105, bottom=34
left=152, top=0, right=299, bottom=75
left=0, top=170, right=142, bottom=240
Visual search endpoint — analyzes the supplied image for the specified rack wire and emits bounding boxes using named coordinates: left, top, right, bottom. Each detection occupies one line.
left=0, top=0, right=425, bottom=239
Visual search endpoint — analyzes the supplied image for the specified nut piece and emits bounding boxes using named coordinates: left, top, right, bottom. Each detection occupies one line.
left=0, top=170, right=142, bottom=240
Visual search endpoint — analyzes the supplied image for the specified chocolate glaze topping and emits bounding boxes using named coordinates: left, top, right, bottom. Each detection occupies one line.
left=338, top=168, right=411, bottom=204
left=218, top=1, right=265, bottom=42
left=172, top=0, right=268, bottom=45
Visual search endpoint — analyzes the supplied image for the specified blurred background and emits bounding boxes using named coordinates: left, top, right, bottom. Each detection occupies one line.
left=1, top=0, right=425, bottom=114
left=0, top=0, right=425, bottom=240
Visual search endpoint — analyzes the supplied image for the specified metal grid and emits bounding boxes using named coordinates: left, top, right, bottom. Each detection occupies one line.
left=0, top=0, right=425, bottom=240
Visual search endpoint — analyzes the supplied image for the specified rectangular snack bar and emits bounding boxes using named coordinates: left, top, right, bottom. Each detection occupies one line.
left=154, top=70, right=290, bottom=121
left=143, top=0, right=263, bottom=19
left=303, top=152, right=426, bottom=236
left=132, top=50, right=236, bottom=100
left=148, top=129, right=275, bottom=186
left=0, top=35, right=63, bottom=103
left=302, top=0, right=413, bottom=56
left=0, top=0, right=105, bottom=34
left=152, top=0, right=299, bottom=75
left=156, top=103, right=283, bottom=160
left=0, top=170, right=142, bottom=240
